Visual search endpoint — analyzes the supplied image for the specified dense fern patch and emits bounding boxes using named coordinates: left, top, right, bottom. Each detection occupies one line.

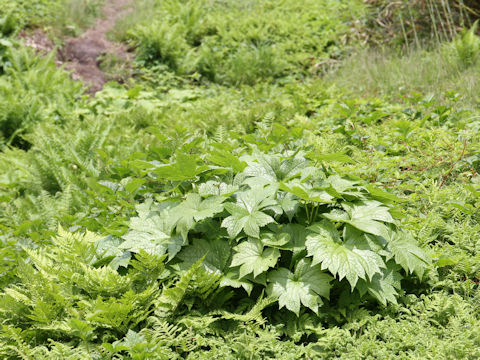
left=116, top=0, right=365, bottom=85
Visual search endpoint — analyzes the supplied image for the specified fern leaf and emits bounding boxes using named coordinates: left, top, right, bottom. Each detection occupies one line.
left=155, top=257, right=204, bottom=317
left=212, top=294, right=276, bottom=325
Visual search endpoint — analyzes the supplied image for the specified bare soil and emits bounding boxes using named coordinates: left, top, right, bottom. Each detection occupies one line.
left=22, top=0, right=133, bottom=94
left=21, top=29, right=56, bottom=55
left=60, top=0, right=133, bottom=93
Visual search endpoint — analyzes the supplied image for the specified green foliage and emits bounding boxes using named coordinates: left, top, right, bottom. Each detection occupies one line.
left=0, top=229, right=312, bottom=359
left=0, top=0, right=104, bottom=36
left=1, top=0, right=480, bottom=358
left=0, top=43, right=83, bottom=148
left=122, top=0, right=364, bottom=85
left=132, top=21, right=187, bottom=70
left=443, top=21, right=480, bottom=68
left=115, top=134, right=429, bottom=316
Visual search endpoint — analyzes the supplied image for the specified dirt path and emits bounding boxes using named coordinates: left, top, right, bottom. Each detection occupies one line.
left=59, top=0, right=133, bottom=93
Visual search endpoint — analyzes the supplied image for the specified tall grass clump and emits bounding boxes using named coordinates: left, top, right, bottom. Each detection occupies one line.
left=220, top=44, right=286, bottom=86
left=362, top=0, right=479, bottom=48
left=52, top=0, right=105, bottom=37
left=130, top=21, right=187, bottom=70
left=332, top=21, right=480, bottom=105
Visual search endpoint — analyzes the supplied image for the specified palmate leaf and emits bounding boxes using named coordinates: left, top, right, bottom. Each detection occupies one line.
left=267, top=258, right=332, bottom=315
left=346, top=201, right=395, bottom=223
left=306, top=220, right=384, bottom=288
left=198, top=181, right=238, bottom=196
left=343, top=224, right=388, bottom=254
left=221, top=269, right=254, bottom=295
left=364, top=184, right=405, bottom=204
left=154, top=153, right=209, bottom=181
left=324, top=175, right=360, bottom=193
left=386, top=231, right=430, bottom=278
left=221, top=188, right=276, bottom=238
left=268, top=223, right=308, bottom=264
left=120, top=200, right=185, bottom=259
left=243, top=153, right=308, bottom=188
left=170, top=194, right=225, bottom=240
left=357, top=263, right=403, bottom=306
left=231, top=238, right=280, bottom=278
left=95, top=236, right=131, bottom=270
left=221, top=207, right=274, bottom=239
left=208, top=146, right=247, bottom=173
left=120, top=212, right=175, bottom=256
left=277, top=192, right=300, bottom=221
left=177, top=237, right=231, bottom=273
left=279, top=181, right=334, bottom=203
left=323, top=201, right=394, bottom=238
left=259, top=231, right=290, bottom=249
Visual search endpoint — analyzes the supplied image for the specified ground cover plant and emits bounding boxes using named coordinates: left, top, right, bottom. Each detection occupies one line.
left=113, top=0, right=365, bottom=85
left=0, top=0, right=480, bottom=359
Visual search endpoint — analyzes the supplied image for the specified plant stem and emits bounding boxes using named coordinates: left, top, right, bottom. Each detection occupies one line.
left=305, top=201, right=310, bottom=223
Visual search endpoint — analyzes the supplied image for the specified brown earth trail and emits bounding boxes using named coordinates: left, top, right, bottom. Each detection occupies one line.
left=60, top=0, right=133, bottom=93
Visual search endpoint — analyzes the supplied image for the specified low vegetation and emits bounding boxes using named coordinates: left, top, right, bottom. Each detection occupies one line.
left=0, top=0, right=479, bottom=359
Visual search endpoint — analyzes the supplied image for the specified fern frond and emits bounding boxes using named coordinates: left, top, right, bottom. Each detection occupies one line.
left=211, top=295, right=276, bottom=325
left=144, top=317, right=197, bottom=353
left=256, top=111, right=275, bottom=137
left=155, top=258, right=204, bottom=318
left=213, top=125, right=227, bottom=143
left=0, top=325, right=35, bottom=360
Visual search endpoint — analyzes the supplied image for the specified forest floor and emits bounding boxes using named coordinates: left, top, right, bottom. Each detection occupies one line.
left=22, top=0, right=133, bottom=93
left=60, top=0, right=132, bottom=93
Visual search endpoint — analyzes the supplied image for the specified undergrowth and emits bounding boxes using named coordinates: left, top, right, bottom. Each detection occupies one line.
left=0, top=0, right=479, bottom=358
left=0, top=0, right=104, bottom=37
left=332, top=21, right=480, bottom=105
left=114, top=0, right=365, bottom=86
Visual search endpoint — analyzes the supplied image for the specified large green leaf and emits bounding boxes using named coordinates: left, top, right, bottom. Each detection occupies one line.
left=120, top=213, right=172, bottom=255
left=277, top=192, right=300, bottom=221
left=171, top=193, right=225, bottom=240
left=267, top=258, right=332, bottom=315
left=323, top=201, right=393, bottom=238
left=154, top=153, right=209, bottom=181
left=357, top=263, right=403, bottom=306
left=386, top=231, right=430, bottom=278
left=231, top=238, right=280, bottom=278
left=95, top=236, right=131, bottom=270
left=324, top=175, right=360, bottom=193
left=306, top=220, right=384, bottom=288
left=220, top=269, right=254, bottom=295
left=221, top=188, right=276, bottom=238
left=280, top=224, right=308, bottom=256
left=243, top=153, right=308, bottom=188
left=208, top=146, right=247, bottom=173
left=279, top=181, right=334, bottom=203
left=198, top=181, right=239, bottom=196
left=364, top=184, right=405, bottom=204
left=177, top=237, right=231, bottom=272
left=346, top=201, right=395, bottom=223
left=343, top=224, right=388, bottom=255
